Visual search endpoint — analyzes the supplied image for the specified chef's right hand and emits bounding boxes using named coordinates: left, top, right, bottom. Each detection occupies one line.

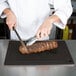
left=3, top=8, right=17, bottom=30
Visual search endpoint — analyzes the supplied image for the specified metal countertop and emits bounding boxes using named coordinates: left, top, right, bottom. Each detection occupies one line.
left=0, top=40, right=76, bottom=76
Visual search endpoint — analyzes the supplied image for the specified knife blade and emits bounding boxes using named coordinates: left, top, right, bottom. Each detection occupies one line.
left=26, top=36, right=38, bottom=46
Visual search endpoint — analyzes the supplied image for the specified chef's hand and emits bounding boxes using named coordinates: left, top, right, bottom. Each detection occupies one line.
left=36, top=17, right=53, bottom=39
left=36, top=15, right=61, bottom=39
left=3, top=8, right=17, bottom=30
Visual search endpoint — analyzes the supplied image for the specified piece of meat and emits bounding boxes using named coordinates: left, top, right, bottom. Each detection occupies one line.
left=19, top=40, right=58, bottom=54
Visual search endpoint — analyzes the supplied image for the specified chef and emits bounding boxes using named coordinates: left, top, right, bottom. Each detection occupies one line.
left=0, top=0, right=73, bottom=40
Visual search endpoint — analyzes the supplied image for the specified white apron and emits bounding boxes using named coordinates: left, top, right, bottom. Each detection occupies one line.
left=7, top=0, right=56, bottom=40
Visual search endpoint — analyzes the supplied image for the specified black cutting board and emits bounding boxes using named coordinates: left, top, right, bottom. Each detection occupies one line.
left=4, top=41, right=74, bottom=65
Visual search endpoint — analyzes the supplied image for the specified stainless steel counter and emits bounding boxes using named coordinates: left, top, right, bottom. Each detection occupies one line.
left=0, top=40, right=76, bottom=76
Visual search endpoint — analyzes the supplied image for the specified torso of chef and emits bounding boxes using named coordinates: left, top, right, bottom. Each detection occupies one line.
left=7, top=0, right=51, bottom=40
left=1, top=0, right=72, bottom=40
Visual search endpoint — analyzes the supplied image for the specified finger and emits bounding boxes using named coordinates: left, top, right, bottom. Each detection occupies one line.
left=47, top=30, right=51, bottom=35
left=6, top=20, right=12, bottom=29
left=40, top=30, right=48, bottom=38
left=36, top=30, right=41, bottom=39
left=7, top=21, right=16, bottom=30
left=40, top=32, right=44, bottom=39
left=9, top=23, right=16, bottom=30
left=9, top=24, right=13, bottom=30
left=6, top=22, right=12, bottom=30
left=43, top=32, right=48, bottom=37
left=12, top=23, right=17, bottom=30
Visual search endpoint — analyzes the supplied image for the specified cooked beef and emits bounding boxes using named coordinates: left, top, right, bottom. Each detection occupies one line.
left=19, top=40, right=58, bottom=54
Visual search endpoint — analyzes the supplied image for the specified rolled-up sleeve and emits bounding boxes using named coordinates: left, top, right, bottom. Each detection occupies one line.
left=49, top=0, right=73, bottom=29
left=0, top=0, right=9, bottom=17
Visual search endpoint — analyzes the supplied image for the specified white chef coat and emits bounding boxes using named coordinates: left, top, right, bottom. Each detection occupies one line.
left=0, top=0, right=73, bottom=40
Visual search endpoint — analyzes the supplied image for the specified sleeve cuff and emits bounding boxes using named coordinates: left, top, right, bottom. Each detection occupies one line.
left=53, top=11, right=68, bottom=29
left=0, top=2, right=9, bottom=18
left=53, top=22, right=65, bottom=29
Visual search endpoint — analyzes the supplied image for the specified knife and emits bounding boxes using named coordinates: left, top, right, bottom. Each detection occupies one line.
left=13, top=27, right=27, bottom=50
left=26, top=36, right=38, bottom=46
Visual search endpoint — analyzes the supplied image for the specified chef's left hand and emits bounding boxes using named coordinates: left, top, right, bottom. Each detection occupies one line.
left=36, top=17, right=53, bottom=39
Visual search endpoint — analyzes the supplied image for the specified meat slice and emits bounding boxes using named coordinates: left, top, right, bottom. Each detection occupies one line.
left=19, top=40, right=58, bottom=54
